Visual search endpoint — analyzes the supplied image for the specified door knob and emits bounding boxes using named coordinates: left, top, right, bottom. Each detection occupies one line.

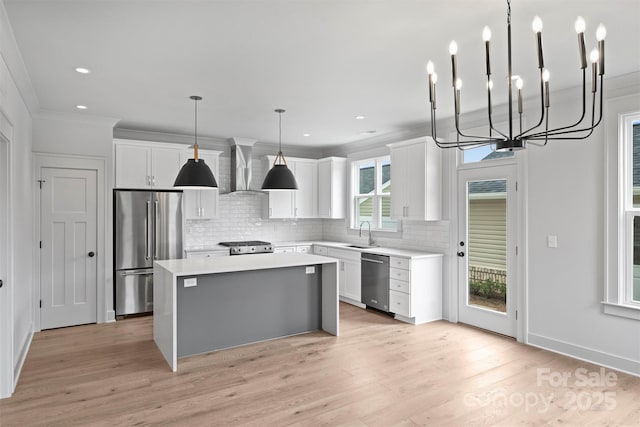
left=457, top=251, right=465, bottom=257
left=88, top=251, right=95, bottom=258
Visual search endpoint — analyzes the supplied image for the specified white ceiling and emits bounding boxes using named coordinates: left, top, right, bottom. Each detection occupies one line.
left=4, top=0, right=639, bottom=148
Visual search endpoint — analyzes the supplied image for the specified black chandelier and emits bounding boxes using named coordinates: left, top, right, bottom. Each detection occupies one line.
left=426, top=0, right=606, bottom=152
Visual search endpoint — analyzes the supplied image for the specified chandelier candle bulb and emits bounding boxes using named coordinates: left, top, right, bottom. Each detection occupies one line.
left=516, top=78, right=523, bottom=114
left=596, top=24, right=606, bottom=75
left=542, top=70, right=550, bottom=108
left=482, top=26, right=492, bottom=75
left=449, top=41, right=458, bottom=87
left=590, top=49, right=599, bottom=93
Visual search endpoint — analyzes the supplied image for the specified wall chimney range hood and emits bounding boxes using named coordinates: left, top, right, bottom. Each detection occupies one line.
left=228, top=137, right=262, bottom=194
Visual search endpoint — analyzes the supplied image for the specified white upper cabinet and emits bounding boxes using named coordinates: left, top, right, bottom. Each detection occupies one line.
left=263, top=156, right=317, bottom=219
left=114, top=139, right=183, bottom=189
left=388, top=138, right=441, bottom=221
left=317, top=157, right=346, bottom=219
left=292, top=159, right=317, bottom=218
left=180, top=149, right=222, bottom=220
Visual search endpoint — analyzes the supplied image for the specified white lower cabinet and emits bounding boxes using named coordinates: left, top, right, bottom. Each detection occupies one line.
left=185, top=250, right=229, bottom=259
left=274, top=246, right=296, bottom=254
left=327, top=247, right=361, bottom=304
left=388, top=255, right=442, bottom=324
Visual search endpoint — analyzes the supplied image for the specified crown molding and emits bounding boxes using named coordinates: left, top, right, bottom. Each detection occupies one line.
left=35, top=109, right=120, bottom=128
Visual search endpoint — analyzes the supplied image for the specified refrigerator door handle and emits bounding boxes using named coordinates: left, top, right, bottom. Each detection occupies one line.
left=121, top=270, right=153, bottom=276
left=145, top=201, right=152, bottom=260
left=154, top=200, right=159, bottom=259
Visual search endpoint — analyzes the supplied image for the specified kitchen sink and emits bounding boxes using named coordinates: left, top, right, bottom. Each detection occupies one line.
left=346, top=245, right=373, bottom=249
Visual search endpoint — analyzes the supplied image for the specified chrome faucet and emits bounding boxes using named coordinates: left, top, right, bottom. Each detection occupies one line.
left=359, top=220, right=375, bottom=246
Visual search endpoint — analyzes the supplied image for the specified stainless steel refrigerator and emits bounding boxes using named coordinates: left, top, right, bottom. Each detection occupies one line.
left=114, top=190, right=183, bottom=315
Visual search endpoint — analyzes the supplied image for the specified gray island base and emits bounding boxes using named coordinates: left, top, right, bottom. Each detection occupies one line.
left=154, top=253, right=339, bottom=371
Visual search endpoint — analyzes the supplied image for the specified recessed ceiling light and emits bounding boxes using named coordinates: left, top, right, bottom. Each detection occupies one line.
left=355, top=115, right=365, bottom=120
left=76, top=105, right=88, bottom=110
left=75, top=67, right=91, bottom=74
left=303, top=133, right=310, bottom=137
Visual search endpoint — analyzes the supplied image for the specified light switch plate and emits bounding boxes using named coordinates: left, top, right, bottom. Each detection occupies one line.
left=305, top=266, right=315, bottom=274
left=547, top=235, right=558, bottom=248
left=184, top=277, right=197, bottom=288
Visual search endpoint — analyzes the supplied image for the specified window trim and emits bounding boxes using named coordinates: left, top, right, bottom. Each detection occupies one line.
left=604, top=95, right=640, bottom=321
left=349, top=155, right=398, bottom=233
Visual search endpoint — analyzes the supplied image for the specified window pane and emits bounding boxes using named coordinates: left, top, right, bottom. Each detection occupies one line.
left=356, top=196, right=374, bottom=225
left=381, top=159, right=391, bottom=194
left=632, top=123, right=640, bottom=207
left=380, top=196, right=396, bottom=230
left=634, top=216, right=640, bottom=302
left=358, top=161, right=375, bottom=195
left=463, top=145, right=514, bottom=164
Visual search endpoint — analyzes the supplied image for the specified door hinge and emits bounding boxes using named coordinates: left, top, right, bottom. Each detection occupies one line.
left=516, top=246, right=518, bottom=256
left=516, top=310, right=518, bottom=320
left=37, top=179, right=45, bottom=189
left=515, top=181, right=518, bottom=192
left=39, top=241, right=42, bottom=249
left=39, top=300, right=42, bottom=308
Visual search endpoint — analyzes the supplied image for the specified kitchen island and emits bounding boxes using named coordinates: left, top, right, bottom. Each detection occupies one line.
left=153, top=253, right=339, bottom=371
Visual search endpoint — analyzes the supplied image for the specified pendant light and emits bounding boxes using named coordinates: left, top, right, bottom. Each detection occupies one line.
left=174, top=95, right=218, bottom=189
left=262, top=109, right=298, bottom=190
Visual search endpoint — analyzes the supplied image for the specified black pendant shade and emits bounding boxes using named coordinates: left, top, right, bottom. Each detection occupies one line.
left=262, top=163, right=298, bottom=190
left=174, top=95, right=218, bottom=190
left=174, top=158, right=217, bottom=189
left=262, top=109, right=298, bottom=191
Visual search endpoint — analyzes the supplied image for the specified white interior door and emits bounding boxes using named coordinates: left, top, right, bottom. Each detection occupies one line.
left=458, top=165, right=517, bottom=337
left=40, top=167, right=97, bottom=329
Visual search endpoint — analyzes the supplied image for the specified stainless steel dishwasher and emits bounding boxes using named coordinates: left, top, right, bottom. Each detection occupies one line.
left=361, top=253, right=390, bottom=312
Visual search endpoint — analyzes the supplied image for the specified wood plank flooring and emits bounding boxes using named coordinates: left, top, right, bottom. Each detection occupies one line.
left=1, top=303, right=638, bottom=426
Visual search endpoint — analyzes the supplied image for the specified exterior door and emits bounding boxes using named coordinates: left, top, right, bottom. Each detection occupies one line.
left=40, top=167, right=98, bottom=329
left=458, top=165, right=517, bottom=337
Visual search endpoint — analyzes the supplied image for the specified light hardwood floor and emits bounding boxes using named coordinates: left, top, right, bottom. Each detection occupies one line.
left=1, top=303, right=638, bottom=426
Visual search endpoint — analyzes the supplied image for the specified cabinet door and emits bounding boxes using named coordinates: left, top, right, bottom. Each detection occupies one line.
left=151, top=147, right=183, bottom=188
left=115, top=144, right=151, bottom=188
left=293, top=160, right=317, bottom=218
left=198, top=189, right=218, bottom=219
left=390, top=146, right=407, bottom=219
left=183, top=190, right=201, bottom=219
left=267, top=191, right=294, bottom=218
left=317, top=160, right=331, bottom=218
left=338, top=260, right=347, bottom=297
left=343, top=260, right=362, bottom=302
left=405, top=142, right=426, bottom=220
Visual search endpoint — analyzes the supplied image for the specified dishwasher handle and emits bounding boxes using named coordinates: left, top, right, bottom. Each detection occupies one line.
left=361, top=257, right=385, bottom=264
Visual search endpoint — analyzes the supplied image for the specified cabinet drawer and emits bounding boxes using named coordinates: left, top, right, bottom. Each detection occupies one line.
left=313, top=245, right=329, bottom=256
left=390, top=256, right=410, bottom=270
left=296, top=245, right=311, bottom=253
left=389, top=290, right=411, bottom=317
left=390, top=278, right=410, bottom=294
left=274, top=246, right=296, bottom=254
left=390, top=267, right=410, bottom=282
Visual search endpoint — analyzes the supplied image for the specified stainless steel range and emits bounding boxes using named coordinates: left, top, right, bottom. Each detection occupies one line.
left=219, top=240, right=274, bottom=255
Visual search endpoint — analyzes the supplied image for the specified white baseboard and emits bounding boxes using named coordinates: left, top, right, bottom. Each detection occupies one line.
left=528, top=333, right=640, bottom=378
left=13, top=327, right=33, bottom=390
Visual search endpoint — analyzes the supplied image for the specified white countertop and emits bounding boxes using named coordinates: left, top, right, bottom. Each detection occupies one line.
left=185, top=240, right=443, bottom=259
left=155, top=252, right=338, bottom=276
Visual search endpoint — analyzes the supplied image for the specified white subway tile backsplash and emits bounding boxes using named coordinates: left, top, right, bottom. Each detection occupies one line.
left=185, top=154, right=450, bottom=253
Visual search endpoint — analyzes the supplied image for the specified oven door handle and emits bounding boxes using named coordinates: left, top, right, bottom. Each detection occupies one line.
left=361, top=257, right=384, bottom=264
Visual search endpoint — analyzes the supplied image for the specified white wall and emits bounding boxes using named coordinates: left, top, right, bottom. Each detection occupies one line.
left=33, top=112, right=119, bottom=323
left=525, top=73, right=640, bottom=375
left=0, top=1, right=35, bottom=398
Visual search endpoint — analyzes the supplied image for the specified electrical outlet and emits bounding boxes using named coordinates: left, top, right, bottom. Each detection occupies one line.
left=184, top=277, right=197, bottom=288
left=305, top=266, right=315, bottom=274
left=547, top=235, right=558, bottom=248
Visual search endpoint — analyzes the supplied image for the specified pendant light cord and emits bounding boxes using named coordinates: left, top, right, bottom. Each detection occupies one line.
left=194, top=97, right=199, bottom=160
left=274, top=109, right=287, bottom=166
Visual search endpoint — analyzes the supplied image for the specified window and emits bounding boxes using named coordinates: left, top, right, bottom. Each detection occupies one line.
left=604, top=98, right=640, bottom=321
left=352, top=156, right=396, bottom=230
left=622, top=117, right=640, bottom=305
